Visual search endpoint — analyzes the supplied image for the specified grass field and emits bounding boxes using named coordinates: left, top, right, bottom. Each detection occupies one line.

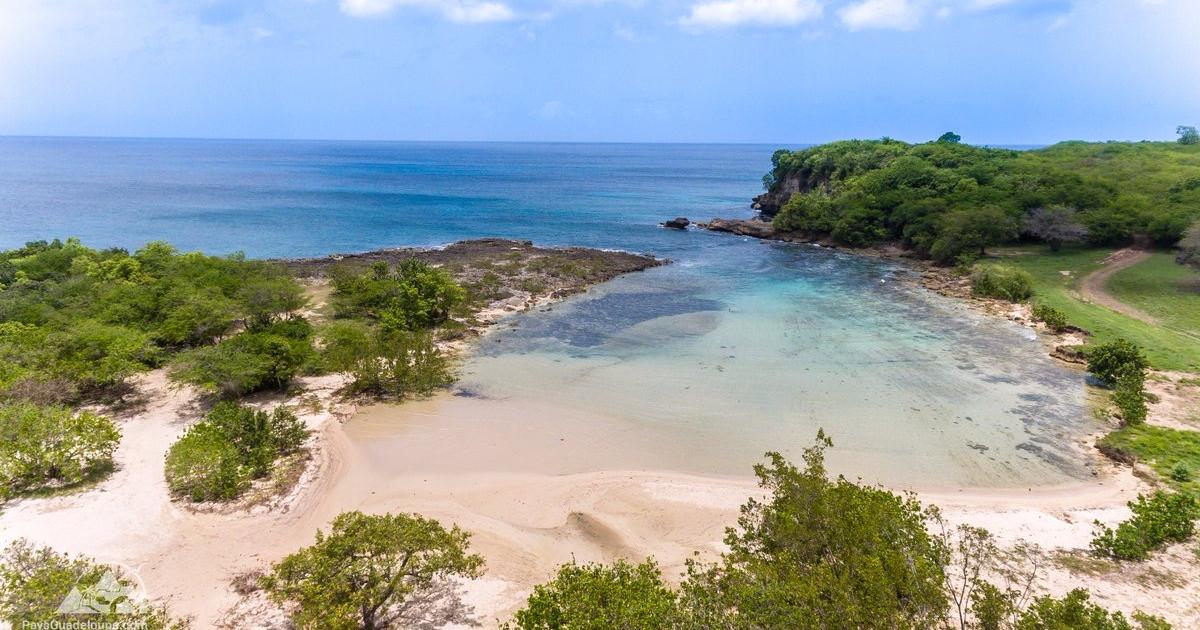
left=993, top=246, right=1200, bottom=372
left=1098, top=424, right=1200, bottom=496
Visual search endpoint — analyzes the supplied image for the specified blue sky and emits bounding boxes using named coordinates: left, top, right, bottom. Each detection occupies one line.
left=0, top=0, right=1197, bottom=144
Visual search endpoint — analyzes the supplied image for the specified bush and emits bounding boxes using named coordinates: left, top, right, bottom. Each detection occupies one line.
left=1170, top=462, right=1193, bottom=482
left=164, top=402, right=309, bottom=502
left=679, top=432, right=949, bottom=628
left=1113, top=372, right=1148, bottom=426
left=164, top=422, right=245, bottom=501
left=971, top=264, right=1034, bottom=302
left=1031, top=303, right=1070, bottom=332
left=0, top=402, right=120, bottom=498
left=331, top=259, right=465, bottom=332
left=1087, top=339, right=1149, bottom=385
left=168, top=331, right=311, bottom=397
left=321, top=325, right=453, bottom=398
left=1016, top=588, right=1168, bottom=630
left=263, top=511, right=483, bottom=630
left=504, top=560, right=680, bottom=630
left=1091, top=490, right=1199, bottom=560
left=0, top=540, right=189, bottom=628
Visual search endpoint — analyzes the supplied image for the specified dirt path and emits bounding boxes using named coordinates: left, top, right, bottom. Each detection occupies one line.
left=1078, top=248, right=1158, bottom=324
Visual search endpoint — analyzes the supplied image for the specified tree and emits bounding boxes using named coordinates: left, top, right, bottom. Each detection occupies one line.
left=937, top=132, right=962, bottom=144
left=168, top=331, right=311, bottom=397
left=1178, top=125, right=1199, bottom=145
left=0, top=402, right=120, bottom=498
left=164, top=402, right=309, bottom=502
left=1023, top=206, right=1088, bottom=251
left=321, top=325, right=452, bottom=398
left=1091, top=490, right=1198, bottom=561
left=504, top=560, right=680, bottom=630
left=1086, top=339, right=1148, bottom=385
left=263, top=511, right=484, bottom=630
left=1016, top=589, right=1168, bottom=629
left=931, top=207, right=1020, bottom=263
left=0, top=540, right=188, bottom=628
left=680, top=432, right=949, bottom=629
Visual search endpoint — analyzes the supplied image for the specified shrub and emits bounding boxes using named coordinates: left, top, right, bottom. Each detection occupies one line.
left=971, top=264, right=1034, bottom=302
left=164, top=402, right=308, bottom=502
left=679, top=432, right=949, bottom=628
left=1087, top=339, right=1149, bottom=385
left=330, top=259, right=465, bottom=332
left=504, top=560, right=680, bottom=630
left=1171, top=462, right=1193, bottom=482
left=1023, top=205, right=1089, bottom=251
left=168, top=331, right=311, bottom=397
left=1031, top=303, right=1070, bottom=332
left=1016, top=588, right=1168, bottom=630
left=0, top=402, right=120, bottom=498
left=1091, top=490, right=1199, bottom=560
left=164, top=422, right=245, bottom=501
left=0, top=540, right=189, bottom=628
left=263, top=511, right=483, bottom=630
left=321, top=325, right=453, bottom=398
left=1113, top=372, right=1148, bottom=426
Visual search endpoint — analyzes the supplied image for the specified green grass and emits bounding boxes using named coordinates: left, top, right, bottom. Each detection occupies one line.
left=1107, top=252, right=1200, bottom=338
left=1098, top=424, right=1200, bottom=496
left=994, top=245, right=1200, bottom=372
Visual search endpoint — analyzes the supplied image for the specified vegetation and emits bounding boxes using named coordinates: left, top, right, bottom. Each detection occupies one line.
left=262, top=510, right=484, bottom=630
left=1178, top=223, right=1200, bottom=268
left=997, top=247, right=1200, bottom=371
left=330, top=260, right=464, bottom=333
left=0, top=238, right=310, bottom=402
left=320, top=324, right=452, bottom=398
left=168, top=322, right=314, bottom=397
left=0, top=539, right=188, bottom=628
left=1031, top=303, right=1069, bottom=332
left=164, top=401, right=308, bottom=502
left=765, top=138, right=1200, bottom=262
left=502, top=434, right=1168, bottom=628
left=1091, top=490, right=1198, bottom=561
left=503, top=559, right=680, bottom=630
left=1022, top=206, right=1089, bottom=252
left=1098, top=425, right=1200, bottom=496
left=971, top=265, right=1034, bottom=302
left=1179, top=126, right=1200, bottom=145
left=0, top=402, right=120, bottom=499
left=1017, top=589, right=1169, bottom=630
left=1086, top=339, right=1150, bottom=426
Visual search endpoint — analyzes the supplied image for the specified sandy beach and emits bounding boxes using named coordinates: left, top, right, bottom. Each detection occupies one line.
left=2, top=360, right=1197, bottom=628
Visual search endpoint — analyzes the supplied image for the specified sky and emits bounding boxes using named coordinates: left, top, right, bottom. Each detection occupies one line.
left=0, top=0, right=1197, bottom=144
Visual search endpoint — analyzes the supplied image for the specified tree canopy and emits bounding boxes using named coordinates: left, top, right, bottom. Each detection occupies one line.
left=766, top=139, right=1200, bottom=262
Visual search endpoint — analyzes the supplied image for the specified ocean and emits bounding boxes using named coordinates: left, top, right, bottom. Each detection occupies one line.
left=0, top=137, right=1092, bottom=487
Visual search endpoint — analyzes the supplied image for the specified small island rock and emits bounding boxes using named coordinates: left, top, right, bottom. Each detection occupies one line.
left=663, top=217, right=690, bottom=229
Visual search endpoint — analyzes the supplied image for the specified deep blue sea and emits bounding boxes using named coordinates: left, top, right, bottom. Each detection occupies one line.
left=0, top=137, right=1094, bottom=487
left=0, top=137, right=769, bottom=258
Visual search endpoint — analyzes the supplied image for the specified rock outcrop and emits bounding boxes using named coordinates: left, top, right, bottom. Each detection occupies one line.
left=662, top=217, right=690, bottom=229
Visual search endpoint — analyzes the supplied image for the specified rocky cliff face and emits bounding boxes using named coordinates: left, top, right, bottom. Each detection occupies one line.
left=751, top=172, right=818, bottom=217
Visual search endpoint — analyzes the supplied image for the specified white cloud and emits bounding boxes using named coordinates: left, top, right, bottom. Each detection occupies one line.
left=679, top=0, right=824, bottom=29
left=839, top=0, right=923, bottom=30
left=534, top=100, right=564, bottom=118
left=340, top=0, right=515, bottom=22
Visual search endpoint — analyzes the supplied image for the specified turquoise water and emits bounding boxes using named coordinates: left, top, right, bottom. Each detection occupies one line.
left=0, top=137, right=1092, bottom=486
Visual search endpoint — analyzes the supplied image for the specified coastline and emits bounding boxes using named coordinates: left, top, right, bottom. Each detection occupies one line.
left=4, top=235, right=1197, bottom=627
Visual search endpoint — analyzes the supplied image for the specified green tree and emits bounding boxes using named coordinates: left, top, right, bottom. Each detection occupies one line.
left=1087, top=339, right=1149, bottom=385
left=931, top=207, right=1019, bottom=263
left=263, top=511, right=484, bottom=630
left=1091, top=490, right=1198, bottom=561
left=0, top=402, right=120, bottom=498
left=937, top=132, right=962, bottom=144
left=680, top=432, right=949, bottom=629
left=164, top=422, right=245, bottom=501
left=168, top=331, right=311, bottom=397
left=1177, top=125, right=1199, bottom=145
left=504, top=559, right=679, bottom=630
left=330, top=259, right=465, bottom=332
left=1016, top=589, right=1168, bottom=629
left=0, top=540, right=189, bottom=628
